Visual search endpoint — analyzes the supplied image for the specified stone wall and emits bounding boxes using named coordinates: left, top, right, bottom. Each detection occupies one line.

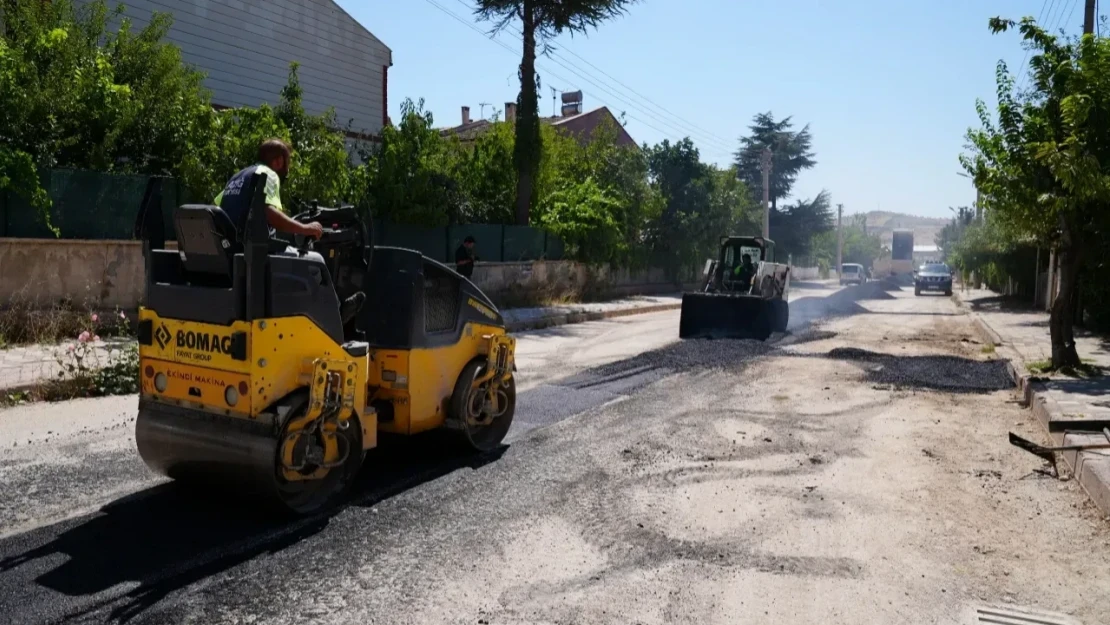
left=0, top=239, right=149, bottom=308
left=0, top=239, right=693, bottom=310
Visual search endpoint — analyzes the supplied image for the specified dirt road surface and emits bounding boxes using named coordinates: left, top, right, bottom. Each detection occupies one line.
left=1, top=283, right=1107, bottom=624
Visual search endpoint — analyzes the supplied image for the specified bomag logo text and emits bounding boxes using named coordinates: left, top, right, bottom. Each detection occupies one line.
left=175, top=330, right=233, bottom=362
left=467, top=298, right=497, bottom=321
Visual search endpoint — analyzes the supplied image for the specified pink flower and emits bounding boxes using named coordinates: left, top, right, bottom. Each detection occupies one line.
left=119, top=311, right=127, bottom=319
left=78, top=331, right=91, bottom=343
left=92, top=335, right=100, bottom=342
left=67, top=345, right=75, bottom=353
left=91, top=313, right=99, bottom=323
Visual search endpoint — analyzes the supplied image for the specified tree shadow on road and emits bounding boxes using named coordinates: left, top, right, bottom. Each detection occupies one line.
left=0, top=434, right=505, bottom=623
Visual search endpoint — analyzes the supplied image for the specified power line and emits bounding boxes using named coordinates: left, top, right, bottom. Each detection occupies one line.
left=437, top=0, right=737, bottom=153
left=419, top=0, right=703, bottom=147
left=451, top=0, right=724, bottom=144
left=1016, top=0, right=1055, bottom=93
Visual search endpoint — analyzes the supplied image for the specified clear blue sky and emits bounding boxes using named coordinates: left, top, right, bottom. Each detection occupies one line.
left=338, top=0, right=1092, bottom=219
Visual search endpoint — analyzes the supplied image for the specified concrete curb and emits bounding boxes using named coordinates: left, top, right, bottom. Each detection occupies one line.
left=505, top=302, right=682, bottom=333
left=953, top=291, right=1110, bottom=519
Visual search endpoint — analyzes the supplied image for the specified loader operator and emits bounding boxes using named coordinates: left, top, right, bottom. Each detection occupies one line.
left=732, top=253, right=756, bottom=290
left=215, top=138, right=365, bottom=324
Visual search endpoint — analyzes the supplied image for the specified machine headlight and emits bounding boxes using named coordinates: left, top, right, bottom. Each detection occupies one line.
left=224, top=385, right=239, bottom=407
left=154, top=372, right=167, bottom=393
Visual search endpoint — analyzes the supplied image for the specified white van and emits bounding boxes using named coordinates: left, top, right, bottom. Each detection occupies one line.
left=840, top=263, right=864, bottom=285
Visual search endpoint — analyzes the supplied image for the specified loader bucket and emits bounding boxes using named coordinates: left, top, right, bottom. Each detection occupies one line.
left=678, top=292, right=771, bottom=340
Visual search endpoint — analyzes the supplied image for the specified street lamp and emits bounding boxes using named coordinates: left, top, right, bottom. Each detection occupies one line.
left=957, top=171, right=982, bottom=221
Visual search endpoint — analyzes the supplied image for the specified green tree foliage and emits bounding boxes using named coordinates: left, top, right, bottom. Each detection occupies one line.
left=473, top=0, right=639, bottom=225
left=644, top=139, right=760, bottom=273
left=359, top=98, right=457, bottom=227
left=734, top=112, right=817, bottom=211
left=962, top=17, right=1110, bottom=367
left=809, top=213, right=883, bottom=270
left=935, top=206, right=976, bottom=260
left=769, top=191, right=834, bottom=258
left=177, top=63, right=359, bottom=210
left=0, top=0, right=211, bottom=228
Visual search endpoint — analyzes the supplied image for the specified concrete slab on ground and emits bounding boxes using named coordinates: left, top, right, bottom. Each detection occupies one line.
left=957, top=287, right=1110, bottom=518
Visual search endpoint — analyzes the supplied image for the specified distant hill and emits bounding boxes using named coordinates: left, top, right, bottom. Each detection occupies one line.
left=850, top=211, right=948, bottom=248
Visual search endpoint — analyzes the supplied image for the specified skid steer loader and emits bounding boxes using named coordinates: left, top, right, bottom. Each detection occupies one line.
left=678, top=236, right=790, bottom=340
left=131, top=174, right=516, bottom=515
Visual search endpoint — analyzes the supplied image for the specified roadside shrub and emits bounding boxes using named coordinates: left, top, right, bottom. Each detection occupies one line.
left=0, top=295, right=132, bottom=347
left=45, top=321, right=138, bottom=399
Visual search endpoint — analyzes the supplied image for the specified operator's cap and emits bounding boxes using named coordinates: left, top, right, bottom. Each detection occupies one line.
left=464, top=235, right=476, bottom=243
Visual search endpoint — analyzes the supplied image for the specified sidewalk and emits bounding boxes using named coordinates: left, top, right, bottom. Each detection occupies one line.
left=502, top=293, right=681, bottom=332
left=0, top=294, right=683, bottom=394
left=956, top=287, right=1110, bottom=516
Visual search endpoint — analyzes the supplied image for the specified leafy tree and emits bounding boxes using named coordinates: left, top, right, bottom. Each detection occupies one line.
left=361, top=98, right=454, bottom=226
left=734, top=112, right=817, bottom=211
left=538, top=176, right=623, bottom=263
left=644, top=138, right=758, bottom=274
left=448, top=121, right=517, bottom=224
left=810, top=215, right=883, bottom=269
left=473, top=0, right=639, bottom=225
left=178, top=63, right=358, bottom=209
left=935, top=206, right=975, bottom=260
left=0, top=0, right=211, bottom=228
left=962, top=17, right=1110, bottom=367
left=539, top=117, right=660, bottom=266
left=768, top=191, right=834, bottom=257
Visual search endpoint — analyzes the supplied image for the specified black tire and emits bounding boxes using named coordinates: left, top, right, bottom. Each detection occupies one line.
left=914, top=287, right=921, bottom=296
left=450, top=360, right=516, bottom=453
left=771, top=299, right=789, bottom=333
left=944, top=289, right=952, bottom=296
left=274, top=394, right=365, bottom=516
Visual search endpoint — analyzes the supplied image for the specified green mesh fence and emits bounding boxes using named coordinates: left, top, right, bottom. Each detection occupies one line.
left=502, top=225, right=547, bottom=261
left=1, top=169, right=566, bottom=263
left=377, top=223, right=449, bottom=263
left=1, top=169, right=173, bottom=239
left=447, top=224, right=503, bottom=264
left=544, top=232, right=565, bottom=260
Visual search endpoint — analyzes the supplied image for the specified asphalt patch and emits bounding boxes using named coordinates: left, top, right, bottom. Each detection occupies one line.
left=824, top=347, right=1014, bottom=393
left=512, top=338, right=773, bottom=439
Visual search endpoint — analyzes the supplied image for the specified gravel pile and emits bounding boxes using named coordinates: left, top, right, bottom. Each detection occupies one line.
left=825, top=347, right=1014, bottom=393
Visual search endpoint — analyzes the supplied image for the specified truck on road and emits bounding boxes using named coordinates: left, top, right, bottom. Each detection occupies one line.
left=890, top=229, right=914, bottom=277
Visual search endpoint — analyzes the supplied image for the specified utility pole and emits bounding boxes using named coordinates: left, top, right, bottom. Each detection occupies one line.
left=760, top=147, right=773, bottom=239
left=836, top=204, right=844, bottom=282
left=1084, top=0, right=1096, bottom=34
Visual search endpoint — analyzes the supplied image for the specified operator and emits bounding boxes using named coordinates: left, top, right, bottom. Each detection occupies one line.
left=454, top=235, right=477, bottom=278
left=732, top=253, right=756, bottom=290
left=214, top=138, right=365, bottom=325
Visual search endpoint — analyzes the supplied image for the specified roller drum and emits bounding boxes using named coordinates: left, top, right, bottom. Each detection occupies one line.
left=136, top=399, right=281, bottom=501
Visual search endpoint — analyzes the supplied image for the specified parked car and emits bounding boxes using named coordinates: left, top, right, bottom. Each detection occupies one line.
left=840, top=263, right=865, bottom=285
left=914, top=262, right=953, bottom=296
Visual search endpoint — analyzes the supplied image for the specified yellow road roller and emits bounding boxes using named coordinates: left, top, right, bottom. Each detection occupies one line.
left=131, top=174, right=516, bottom=514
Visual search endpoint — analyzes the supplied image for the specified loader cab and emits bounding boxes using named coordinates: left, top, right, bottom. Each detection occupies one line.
left=715, top=236, right=775, bottom=292
left=720, top=236, right=774, bottom=264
